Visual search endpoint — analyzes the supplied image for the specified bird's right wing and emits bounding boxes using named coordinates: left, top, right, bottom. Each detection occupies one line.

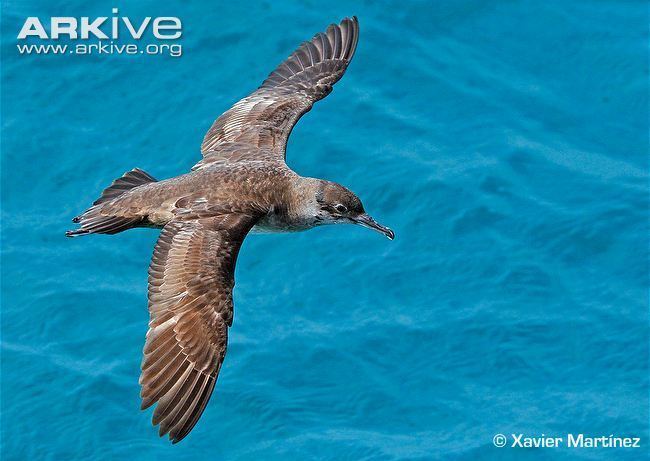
left=195, top=17, right=359, bottom=170
left=140, top=214, right=257, bottom=443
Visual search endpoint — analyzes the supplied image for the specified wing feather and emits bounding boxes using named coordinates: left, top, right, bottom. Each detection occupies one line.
left=140, top=214, right=257, bottom=443
left=197, top=17, right=359, bottom=169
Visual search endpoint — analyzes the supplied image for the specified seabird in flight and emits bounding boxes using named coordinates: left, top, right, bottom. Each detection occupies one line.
left=67, top=16, right=393, bottom=443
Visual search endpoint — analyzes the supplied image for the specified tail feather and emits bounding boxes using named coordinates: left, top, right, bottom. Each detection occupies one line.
left=67, top=168, right=157, bottom=237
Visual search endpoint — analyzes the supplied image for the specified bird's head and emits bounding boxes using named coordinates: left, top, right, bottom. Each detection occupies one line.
left=314, top=181, right=394, bottom=240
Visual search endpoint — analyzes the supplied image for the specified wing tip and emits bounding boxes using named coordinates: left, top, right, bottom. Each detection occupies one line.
left=343, top=15, right=359, bottom=26
left=335, top=16, right=360, bottom=60
left=150, top=374, right=216, bottom=444
left=344, top=16, right=359, bottom=61
left=261, top=15, right=360, bottom=91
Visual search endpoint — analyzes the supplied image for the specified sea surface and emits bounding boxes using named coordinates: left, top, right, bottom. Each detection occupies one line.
left=1, top=1, right=648, bottom=460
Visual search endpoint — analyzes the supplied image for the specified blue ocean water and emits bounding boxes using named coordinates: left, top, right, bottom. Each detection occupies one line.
left=1, top=1, right=648, bottom=460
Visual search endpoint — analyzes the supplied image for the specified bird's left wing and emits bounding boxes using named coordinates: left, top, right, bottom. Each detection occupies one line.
left=140, top=213, right=257, bottom=443
left=195, top=17, right=359, bottom=170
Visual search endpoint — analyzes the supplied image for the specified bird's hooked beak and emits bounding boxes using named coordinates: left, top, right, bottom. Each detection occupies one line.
left=353, top=214, right=395, bottom=240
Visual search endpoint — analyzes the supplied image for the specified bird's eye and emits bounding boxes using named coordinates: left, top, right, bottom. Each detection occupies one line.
left=334, top=204, right=348, bottom=213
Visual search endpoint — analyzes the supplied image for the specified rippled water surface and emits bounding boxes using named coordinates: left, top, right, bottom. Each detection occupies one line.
left=1, top=1, right=648, bottom=460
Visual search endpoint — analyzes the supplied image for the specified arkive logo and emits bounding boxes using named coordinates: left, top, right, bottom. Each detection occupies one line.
left=16, top=8, right=183, bottom=57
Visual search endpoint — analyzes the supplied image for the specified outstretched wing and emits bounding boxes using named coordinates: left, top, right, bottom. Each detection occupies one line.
left=196, top=17, right=359, bottom=169
left=140, top=214, right=257, bottom=443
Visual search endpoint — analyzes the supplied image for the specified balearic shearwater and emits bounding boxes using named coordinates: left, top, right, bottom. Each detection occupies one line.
left=67, top=16, right=393, bottom=443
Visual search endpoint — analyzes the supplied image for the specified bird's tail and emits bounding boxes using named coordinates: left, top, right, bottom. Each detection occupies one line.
left=66, top=168, right=157, bottom=237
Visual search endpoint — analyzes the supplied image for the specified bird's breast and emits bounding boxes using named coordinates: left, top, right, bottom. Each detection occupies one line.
left=252, top=207, right=316, bottom=234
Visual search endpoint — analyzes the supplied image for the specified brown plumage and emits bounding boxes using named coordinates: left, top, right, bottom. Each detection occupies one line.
left=67, top=16, right=393, bottom=444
